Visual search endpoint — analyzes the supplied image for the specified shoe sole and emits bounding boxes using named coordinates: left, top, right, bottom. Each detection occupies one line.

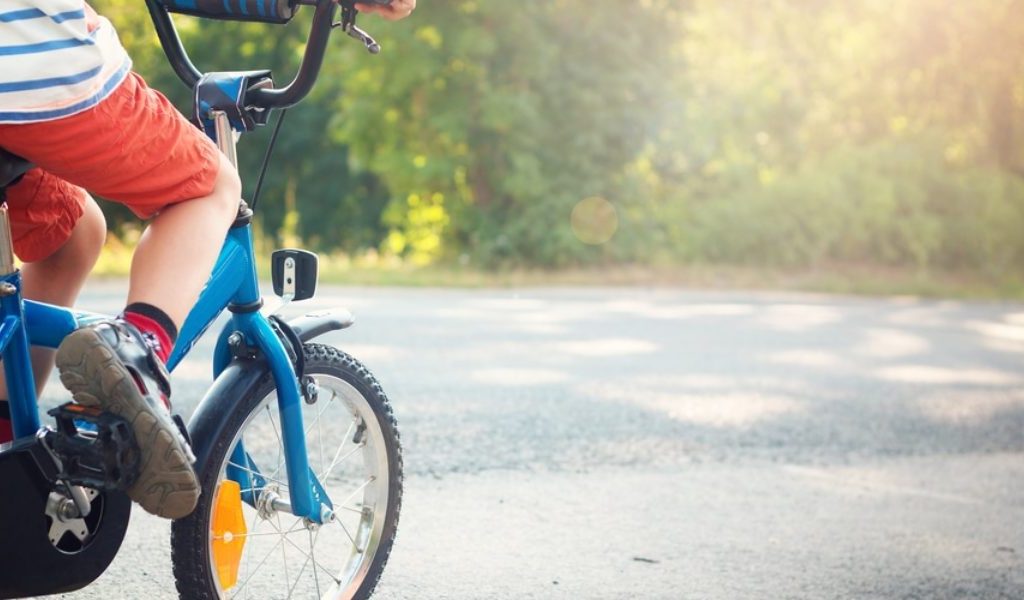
left=56, top=328, right=200, bottom=519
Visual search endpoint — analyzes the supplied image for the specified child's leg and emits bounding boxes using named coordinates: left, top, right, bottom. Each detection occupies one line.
left=51, top=162, right=238, bottom=518
left=0, top=179, right=105, bottom=443
left=126, top=152, right=240, bottom=326
left=20, top=195, right=107, bottom=391
left=0, top=71, right=239, bottom=517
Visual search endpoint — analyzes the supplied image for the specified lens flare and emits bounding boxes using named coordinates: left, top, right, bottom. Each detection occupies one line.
left=571, top=197, right=619, bottom=245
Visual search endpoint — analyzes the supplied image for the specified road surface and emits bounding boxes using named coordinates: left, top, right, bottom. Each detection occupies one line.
left=37, top=284, right=1024, bottom=599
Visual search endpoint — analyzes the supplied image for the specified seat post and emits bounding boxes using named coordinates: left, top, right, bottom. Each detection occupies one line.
left=210, top=110, right=238, bottom=169
left=0, top=202, right=16, bottom=276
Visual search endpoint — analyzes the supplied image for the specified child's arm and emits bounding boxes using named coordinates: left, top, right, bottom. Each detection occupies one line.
left=82, top=2, right=101, bottom=31
left=354, top=0, right=415, bottom=21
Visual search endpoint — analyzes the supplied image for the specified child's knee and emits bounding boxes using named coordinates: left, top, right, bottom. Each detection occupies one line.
left=78, top=195, right=107, bottom=260
left=214, top=155, right=242, bottom=206
left=34, top=193, right=105, bottom=271
left=61, top=194, right=105, bottom=270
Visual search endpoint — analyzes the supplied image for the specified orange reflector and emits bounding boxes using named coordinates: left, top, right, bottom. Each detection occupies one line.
left=211, top=479, right=247, bottom=590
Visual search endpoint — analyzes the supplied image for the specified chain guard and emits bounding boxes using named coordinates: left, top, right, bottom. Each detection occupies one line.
left=0, top=431, right=131, bottom=598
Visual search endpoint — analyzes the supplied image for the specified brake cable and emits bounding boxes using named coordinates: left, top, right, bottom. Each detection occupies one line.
left=250, top=3, right=381, bottom=212
left=250, top=107, right=288, bottom=212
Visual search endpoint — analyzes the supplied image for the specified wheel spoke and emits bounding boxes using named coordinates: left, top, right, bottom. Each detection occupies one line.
left=310, top=528, right=322, bottom=599
left=337, top=477, right=375, bottom=510
left=212, top=528, right=306, bottom=540
left=317, top=408, right=326, bottom=485
left=230, top=514, right=305, bottom=598
left=227, top=461, right=290, bottom=489
left=242, top=494, right=262, bottom=598
left=333, top=514, right=358, bottom=548
left=315, top=418, right=356, bottom=482
left=278, top=526, right=343, bottom=587
left=319, top=441, right=366, bottom=482
left=229, top=533, right=288, bottom=600
left=266, top=405, right=286, bottom=483
left=285, top=545, right=311, bottom=600
left=264, top=514, right=307, bottom=537
left=304, top=388, right=337, bottom=440
left=297, top=387, right=338, bottom=486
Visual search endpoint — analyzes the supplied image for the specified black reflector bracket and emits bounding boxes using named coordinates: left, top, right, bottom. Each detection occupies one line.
left=272, top=249, right=319, bottom=301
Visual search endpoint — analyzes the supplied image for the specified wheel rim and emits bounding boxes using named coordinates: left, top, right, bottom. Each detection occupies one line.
left=208, top=373, right=391, bottom=599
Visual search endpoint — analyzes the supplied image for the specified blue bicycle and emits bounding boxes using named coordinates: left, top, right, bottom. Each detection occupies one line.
left=0, top=1, right=402, bottom=598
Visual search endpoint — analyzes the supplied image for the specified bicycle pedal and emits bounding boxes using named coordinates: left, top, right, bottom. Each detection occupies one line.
left=45, top=403, right=141, bottom=492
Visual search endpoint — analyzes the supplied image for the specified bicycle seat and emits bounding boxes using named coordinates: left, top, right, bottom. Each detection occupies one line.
left=0, top=148, right=32, bottom=189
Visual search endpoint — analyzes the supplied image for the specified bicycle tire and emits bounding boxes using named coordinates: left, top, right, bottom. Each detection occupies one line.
left=171, top=343, right=402, bottom=599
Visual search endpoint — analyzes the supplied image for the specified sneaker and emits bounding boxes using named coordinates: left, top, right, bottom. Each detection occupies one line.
left=55, top=319, right=200, bottom=519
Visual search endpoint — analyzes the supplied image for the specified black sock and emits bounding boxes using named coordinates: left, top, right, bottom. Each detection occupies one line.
left=122, top=302, right=178, bottom=343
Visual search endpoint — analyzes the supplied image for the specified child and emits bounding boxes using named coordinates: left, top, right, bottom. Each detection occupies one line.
left=0, top=0, right=415, bottom=519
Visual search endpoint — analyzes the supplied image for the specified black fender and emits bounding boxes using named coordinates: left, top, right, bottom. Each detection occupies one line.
left=187, top=308, right=354, bottom=474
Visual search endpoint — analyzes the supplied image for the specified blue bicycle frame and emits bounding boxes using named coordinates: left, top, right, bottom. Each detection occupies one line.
left=1, top=111, right=330, bottom=524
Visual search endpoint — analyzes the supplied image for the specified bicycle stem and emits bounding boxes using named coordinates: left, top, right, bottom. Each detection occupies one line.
left=211, top=111, right=239, bottom=170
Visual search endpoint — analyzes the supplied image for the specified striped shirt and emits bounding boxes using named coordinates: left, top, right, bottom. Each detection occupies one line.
left=0, top=0, right=130, bottom=123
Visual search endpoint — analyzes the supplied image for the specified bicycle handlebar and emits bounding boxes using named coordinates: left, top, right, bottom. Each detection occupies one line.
left=145, top=0, right=202, bottom=88
left=245, top=0, right=338, bottom=109
left=145, top=0, right=384, bottom=111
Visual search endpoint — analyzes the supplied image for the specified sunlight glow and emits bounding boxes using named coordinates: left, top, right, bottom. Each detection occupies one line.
left=471, top=368, right=570, bottom=386
left=917, top=390, right=1024, bottom=425
left=852, top=328, right=930, bottom=359
left=764, top=350, right=845, bottom=369
left=632, top=393, right=801, bottom=428
left=579, top=376, right=805, bottom=428
left=756, top=305, right=843, bottom=332
left=873, top=366, right=1022, bottom=386
left=552, top=338, right=659, bottom=357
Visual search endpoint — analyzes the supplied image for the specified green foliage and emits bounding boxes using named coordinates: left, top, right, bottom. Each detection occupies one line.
left=90, top=0, right=1024, bottom=276
left=683, top=139, right=1024, bottom=272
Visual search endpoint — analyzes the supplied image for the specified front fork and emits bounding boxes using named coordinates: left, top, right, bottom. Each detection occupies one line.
left=226, top=311, right=333, bottom=523
left=208, top=111, right=332, bottom=524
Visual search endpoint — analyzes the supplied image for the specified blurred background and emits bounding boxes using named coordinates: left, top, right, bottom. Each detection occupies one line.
left=45, top=3, right=1024, bottom=597
left=90, top=0, right=1024, bottom=293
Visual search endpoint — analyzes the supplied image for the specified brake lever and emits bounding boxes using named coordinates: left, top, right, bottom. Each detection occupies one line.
left=334, top=4, right=381, bottom=54
left=347, top=24, right=381, bottom=54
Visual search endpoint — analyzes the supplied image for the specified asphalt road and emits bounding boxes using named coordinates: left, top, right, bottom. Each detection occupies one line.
left=35, top=283, right=1024, bottom=599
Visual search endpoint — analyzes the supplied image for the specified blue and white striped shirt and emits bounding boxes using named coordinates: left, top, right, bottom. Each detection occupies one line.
left=0, top=0, right=130, bottom=123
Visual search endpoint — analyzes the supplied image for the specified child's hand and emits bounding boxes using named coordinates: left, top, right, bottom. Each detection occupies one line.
left=355, top=0, right=415, bottom=20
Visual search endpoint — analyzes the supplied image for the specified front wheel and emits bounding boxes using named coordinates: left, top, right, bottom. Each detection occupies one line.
left=171, top=344, right=403, bottom=599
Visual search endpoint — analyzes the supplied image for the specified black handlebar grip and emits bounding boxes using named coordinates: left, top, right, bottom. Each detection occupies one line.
left=159, top=0, right=296, bottom=24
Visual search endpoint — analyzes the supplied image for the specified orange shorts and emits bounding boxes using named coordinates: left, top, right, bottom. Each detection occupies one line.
left=0, top=72, right=222, bottom=262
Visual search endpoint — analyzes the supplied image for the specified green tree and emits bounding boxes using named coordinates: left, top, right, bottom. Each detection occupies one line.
left=91, top=0, right=1024, bottom=277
